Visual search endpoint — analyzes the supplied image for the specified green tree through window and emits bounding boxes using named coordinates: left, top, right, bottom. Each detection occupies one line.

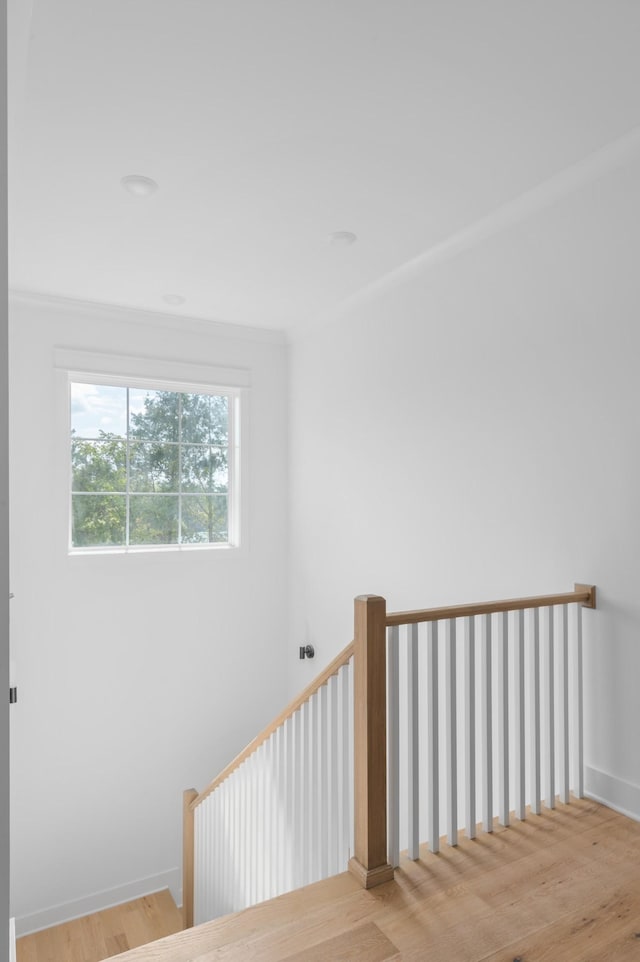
left=71, top=384, right=231, bottom=548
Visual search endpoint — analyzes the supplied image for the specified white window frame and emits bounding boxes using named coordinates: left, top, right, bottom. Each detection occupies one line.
left=54, top=348, right=249, bottom=555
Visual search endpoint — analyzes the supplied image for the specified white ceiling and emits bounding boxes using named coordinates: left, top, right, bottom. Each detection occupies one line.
left=8, top=1, right=640, bottom=335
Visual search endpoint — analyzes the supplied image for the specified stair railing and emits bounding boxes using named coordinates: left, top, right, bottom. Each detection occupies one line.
left=378, top=583, right=596, bottom=868
left=184, top=583, right=596, bottom=926
left=183, top=642, right=355, bottom=927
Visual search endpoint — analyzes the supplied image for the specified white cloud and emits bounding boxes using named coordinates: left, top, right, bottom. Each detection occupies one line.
left=70, top=383, right=127, bottom=438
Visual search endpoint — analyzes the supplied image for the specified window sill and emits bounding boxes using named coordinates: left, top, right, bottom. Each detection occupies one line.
left=69, top=542, right=238, bottom=557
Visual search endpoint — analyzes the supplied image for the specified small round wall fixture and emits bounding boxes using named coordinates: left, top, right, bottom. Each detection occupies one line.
left=328, top=230, right=357, bottom=247
left=162, top=294, right=186, bottom=306
left=120, top=174, right=159, bottom=197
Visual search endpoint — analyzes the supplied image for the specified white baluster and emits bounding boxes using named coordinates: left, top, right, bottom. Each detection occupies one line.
left=559, top=605, right=570, bottom=803
left=194, top=805, right=202, bottom=924
left=240, top=762, right=248, bottom=907
left=199, top=801, right=205, bottom=922
left=226, top=780, right=233, bottom=910
left=445, top=618, right=457, bottom=846
left=301, top=706, right=311, bottom=886
left=546, top=607, right=556, bottom=810
left=265, top=738, right=273, bottom=900
left=205, top=794, right=212, bottom=919
left=250, top=753, right=259, bottom=905
left=264, top=737, right=272, bottom=901
left=348, top=656, right=355, bottom=859
left=314, top=691, right=323, bottom=881
left=481, top=613, right=493, bottom=833
left=266, top=740, right=273, bottom=898
left=272, top=732, right=280, bottom=898
left=530, top=608, right=541, bottom=815
left=218, top=787, right=224, bottom=915
left=497, top=610, right=509, bottom=827
left=263, top=743, right=271, bottom=901
left=193, top=805, right=199, bottom=924
left=284, top=716, right=294, bottom=891
left=204, top=801, right=211, bottom=920
left=215, top=785, right=222, bottom=916
left=293, top=705, right=308, bottom=888
left=387, top=625, right=400, bottom=867
left=201, top=804, right=206, bottom=924
left=465, top=616, right=476, bottom=839
left=407, top=623, right=420, bottom=858
left=514, top=609, right=525, bottom=820
left=214, top=793, right=219, bottom=916
left=328, top=673, right=339, bottom=876
left=266, top=740, right=273, bottom=900
left=254, top=750, right=262, bottom=904
left=211, top=790, right=219, bottom=918
left=205, top=798, right=212, bottom=920
left=249, top=749, right=262, bottom=905
left=280, top=725, right=287, bottom=893
left=575, top=603, right=584, bottom=798
left=219, top=781, right=227, bottom=914
left=220, top=787, right=226, bottom=914
left=309, top=693, right=320, bottom=882
left=319, top=684, right=329, bottom=879
left=233, top=772, right=240, bottom=911
left=225, top=780, right=232, bottom=913
left=339, top=664, right=350, bottom=868
left=231, top=777, right=238, bottom=910
left=427, top=620, right=439, bottom=853
left=274, top=726, right=283, bottom=896
left=265, top=730, right=278, bottom=899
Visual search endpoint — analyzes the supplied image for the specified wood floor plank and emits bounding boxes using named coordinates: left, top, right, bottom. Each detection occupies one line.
left=209, top=891, right=385, bottom=961
left=16, top=889, right=183, bottom=962
left=479, top=887, right=640, bottom=962
left=279, top=922, right=399, bottom=962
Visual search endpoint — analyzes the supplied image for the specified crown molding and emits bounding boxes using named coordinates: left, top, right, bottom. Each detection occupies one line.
left=9, top=288, right=288, bottom=346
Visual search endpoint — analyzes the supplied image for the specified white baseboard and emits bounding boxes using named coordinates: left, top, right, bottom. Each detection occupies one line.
left=584, top=765, right=640, bottom=823
left=10, top=917, right=16, bottom=962
left=15, top=867, right=180, bottom=938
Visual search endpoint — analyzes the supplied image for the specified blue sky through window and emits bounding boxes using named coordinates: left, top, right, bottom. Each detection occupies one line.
left=70, top=383, right=158, bottom=438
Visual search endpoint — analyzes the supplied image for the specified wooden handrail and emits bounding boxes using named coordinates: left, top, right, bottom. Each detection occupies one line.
left=191, top=640, right=355, bottom=810
left=386, top=584, right=596, bottom=627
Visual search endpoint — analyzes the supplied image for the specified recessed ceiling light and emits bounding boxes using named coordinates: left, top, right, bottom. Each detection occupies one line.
left=328, top=230, right=357, bottom=247
left=121, top=174, right=159, bottom=197
left=162, top=294, right=186, bottom=306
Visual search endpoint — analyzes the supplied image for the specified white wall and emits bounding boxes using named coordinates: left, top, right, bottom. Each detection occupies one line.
left=9, top=294, right=289, bottom=932
left=288, top=155, right=640, bottom=815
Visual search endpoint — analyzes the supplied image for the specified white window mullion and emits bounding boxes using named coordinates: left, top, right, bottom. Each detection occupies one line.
left=228, top=394, right=234, bottom=545
left=178, top=392, right=183, bottom=545
left=125, top=386, right=131, bottom=546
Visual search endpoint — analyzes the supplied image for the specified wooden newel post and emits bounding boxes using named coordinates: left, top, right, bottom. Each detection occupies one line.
left=183, top=788, right=198, bottom=928
left=348, top=595, right=395, bottom=889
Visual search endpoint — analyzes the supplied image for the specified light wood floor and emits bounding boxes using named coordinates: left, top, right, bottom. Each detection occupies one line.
left=16, top=889, right=183, bottom=962
left=18, top=800, right=640, bottom=962
left=114, top=798, right=640, bottom=962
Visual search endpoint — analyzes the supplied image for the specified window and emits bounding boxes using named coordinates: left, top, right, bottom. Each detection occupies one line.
left=70, top=380, right=237, bottom=550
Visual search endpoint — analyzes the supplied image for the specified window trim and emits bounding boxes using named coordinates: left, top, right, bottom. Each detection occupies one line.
left=55, top=349, right=248, bottom=556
